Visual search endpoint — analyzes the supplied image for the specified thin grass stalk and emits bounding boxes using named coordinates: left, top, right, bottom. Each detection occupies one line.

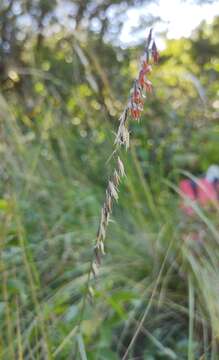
left=76, top=29, right=159, bottom=347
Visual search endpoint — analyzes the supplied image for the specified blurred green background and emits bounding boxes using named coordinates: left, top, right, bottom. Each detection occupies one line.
left=0, top=1, right=219, bottom=359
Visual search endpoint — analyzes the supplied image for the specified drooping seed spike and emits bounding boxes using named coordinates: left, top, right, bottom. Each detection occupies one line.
left=90, top=29, right=158, bottom=296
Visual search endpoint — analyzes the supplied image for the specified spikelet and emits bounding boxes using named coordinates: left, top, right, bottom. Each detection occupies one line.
left=113, top=169, right=120, bottom=187
left=108, top=181, right=119, bottom=202
left=117, top=156, right=125, bottom=178
left=115, top=122, right=130, bottom=149
left=91, top=261, right=99, bottom=278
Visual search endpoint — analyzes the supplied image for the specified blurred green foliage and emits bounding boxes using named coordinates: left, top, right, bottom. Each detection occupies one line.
left=0, top=0, right=219, bottom=358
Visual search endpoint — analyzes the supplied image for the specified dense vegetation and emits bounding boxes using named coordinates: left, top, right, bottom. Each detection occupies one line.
left=0, top=1, right=219, bottom=359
